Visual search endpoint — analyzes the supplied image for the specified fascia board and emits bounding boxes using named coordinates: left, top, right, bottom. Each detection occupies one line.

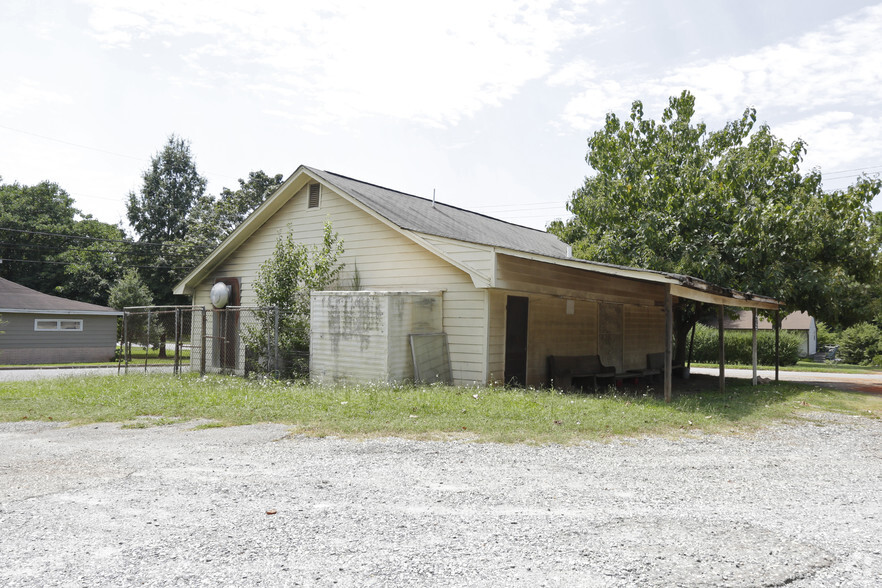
left=494, top=249, right=780, bottom=309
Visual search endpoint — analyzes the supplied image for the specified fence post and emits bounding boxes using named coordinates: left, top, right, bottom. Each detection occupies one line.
left=122, top=310, right=128, bottom=374
left=174, top=307, right=181, bottom=375
left=200, top=307, right=207, bottom=377
left=265, top=306, right=272, bottom=375
left=273, top=306, right=280, bottom=377
left=145, top=308, right=151, bottom=373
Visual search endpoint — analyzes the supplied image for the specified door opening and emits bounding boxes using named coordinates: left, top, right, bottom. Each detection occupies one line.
left=504, top=295, right=529, bottom=386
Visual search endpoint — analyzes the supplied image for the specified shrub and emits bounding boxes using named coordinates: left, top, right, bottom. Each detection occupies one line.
left=690, top=324, right=800, bottom=366
left=838, top=322, right=882, bottom=365
left=815, top=321, right=837, bottom=348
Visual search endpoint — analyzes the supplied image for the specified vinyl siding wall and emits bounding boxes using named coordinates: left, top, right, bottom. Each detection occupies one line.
left=419, top=235, right=494, bottom=284
left=0, top=312, right=118, bottom=364
left=191, top=184, right=488, bottom=385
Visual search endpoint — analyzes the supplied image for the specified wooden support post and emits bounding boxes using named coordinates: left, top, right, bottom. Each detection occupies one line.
left=775, top=310, right=781, bottom=382
left=200, top=307, right=207, bottom=377
left=664, top=285, right=673, bottom=403
left=718, top=305, right=725, bottom=394
left=752, top=308, right=758, bottom=386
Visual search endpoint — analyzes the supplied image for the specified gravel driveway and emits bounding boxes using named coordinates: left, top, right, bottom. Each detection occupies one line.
left=1, top=415, right=880, bottom=587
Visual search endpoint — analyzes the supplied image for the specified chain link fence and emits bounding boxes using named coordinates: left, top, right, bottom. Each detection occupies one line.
left=121, top=306, right=308, bottom=378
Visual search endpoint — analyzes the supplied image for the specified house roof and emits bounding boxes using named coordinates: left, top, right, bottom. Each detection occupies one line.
left=173, top=165, right=780, bottom=310
left=0, top=277, right=121, bottom=316
left=306, top=167, right=569, bottom=259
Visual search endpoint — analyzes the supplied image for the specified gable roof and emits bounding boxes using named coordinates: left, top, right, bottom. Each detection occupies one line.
left=0, top=277, right=121, bottom=316
left=306, top=167, right=569, bottom=259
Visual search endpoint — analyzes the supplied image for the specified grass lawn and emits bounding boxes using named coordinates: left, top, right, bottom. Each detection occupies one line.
left=0, top=346, right=191, bottom=369
left=1, top=373, right=878, bottom=443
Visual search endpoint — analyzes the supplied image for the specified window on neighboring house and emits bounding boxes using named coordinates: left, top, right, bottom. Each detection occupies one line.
left=34, top=319, right=83, bottom=331
left=308, top=183, right=321, bottom=208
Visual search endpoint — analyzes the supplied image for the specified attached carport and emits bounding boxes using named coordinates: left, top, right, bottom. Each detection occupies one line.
left=489, top=252, right=781, bottom=401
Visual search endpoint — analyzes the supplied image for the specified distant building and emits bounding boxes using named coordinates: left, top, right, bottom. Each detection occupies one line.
left=0, top=277, right=121, bottom=365
left=714, top=310, right=817, bottom=357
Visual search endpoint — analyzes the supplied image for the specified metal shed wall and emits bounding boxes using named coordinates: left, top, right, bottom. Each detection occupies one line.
left=310, top=291, right=443, bottom=385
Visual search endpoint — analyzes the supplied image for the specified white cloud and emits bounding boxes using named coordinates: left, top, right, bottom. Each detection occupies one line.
left=78, top=0, right=602, bottom=129
left=0, top=78, right=72, bottom=115
left=554, top=3, right=882, bottom=173
left=776, top=111, right=882, bottom=172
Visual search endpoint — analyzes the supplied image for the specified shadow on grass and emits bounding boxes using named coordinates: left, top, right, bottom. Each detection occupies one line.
left=581, top=373, right=829, bottom=425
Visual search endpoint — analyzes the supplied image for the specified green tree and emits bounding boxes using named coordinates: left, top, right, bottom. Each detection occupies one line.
left=127, top=135, right=207, bottom=244
left=550, top=91, right=881, bottom=360
left=126, top=134, right=207, bottom=305
left=109, top=269, right=155, bottom=360
left=0, top=178, right=125, bottom=304
left=215, top=171, right=284, bottom=238
left=0, top=179, right=79, bottom=290
left=183, top=170, right=284, bottom=259
left=54, top=219, right=128, bottom=306
left=246, top=221, right=344, bottom=376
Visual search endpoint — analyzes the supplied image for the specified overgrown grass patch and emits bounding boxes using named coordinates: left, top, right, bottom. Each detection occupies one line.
left=0, top=373, right=878, bottom=443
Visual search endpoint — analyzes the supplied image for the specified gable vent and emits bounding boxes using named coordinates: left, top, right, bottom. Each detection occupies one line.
left=308, top=183, right=321, bottom=208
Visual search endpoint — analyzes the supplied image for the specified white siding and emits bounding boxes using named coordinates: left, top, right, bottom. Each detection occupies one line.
left=486, top=290, right=506, bottom=385
left=419, top=235, right=494, bottom=284
left=193, top=184, right=488, bottom=385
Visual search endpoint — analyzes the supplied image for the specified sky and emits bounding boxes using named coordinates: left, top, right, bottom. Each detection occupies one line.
left=1, top=0, right=881, bottom=232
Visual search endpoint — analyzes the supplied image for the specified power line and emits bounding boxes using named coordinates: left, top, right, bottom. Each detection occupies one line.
left=0, top=227, right=213, bottom=250
left=0, top=257, right=196, bottom=270
left=0, top=123, right=240, bottom=183
left=0, top=242, right=209, bottom=258
left=0, top=124, right=147, bottom=163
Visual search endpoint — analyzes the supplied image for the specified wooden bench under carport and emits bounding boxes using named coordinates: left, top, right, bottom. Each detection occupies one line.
left=547, top=355, right=617, bottom=391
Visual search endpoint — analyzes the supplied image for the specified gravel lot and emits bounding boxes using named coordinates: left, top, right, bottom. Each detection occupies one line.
left=0, top=414, right=880, bottom=587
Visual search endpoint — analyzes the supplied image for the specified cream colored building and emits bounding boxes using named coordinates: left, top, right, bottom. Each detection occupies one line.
left=173, top=165, right=778, bottom=391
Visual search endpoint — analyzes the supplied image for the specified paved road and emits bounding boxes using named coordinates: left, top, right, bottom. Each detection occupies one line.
left=691, top=366, right=882, bottom=394
left=0, top=365, right=173, bottom=382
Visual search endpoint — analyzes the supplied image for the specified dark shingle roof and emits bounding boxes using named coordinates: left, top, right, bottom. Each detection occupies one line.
left=0, top=277, right=120, bottom=314
left=307, top=167, right=570, bottom=258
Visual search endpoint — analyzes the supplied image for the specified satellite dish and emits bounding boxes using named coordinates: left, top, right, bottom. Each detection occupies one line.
left=210, top=282, right=231, bottom=308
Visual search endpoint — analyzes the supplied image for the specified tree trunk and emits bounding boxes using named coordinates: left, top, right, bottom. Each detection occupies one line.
left=673, top=302, right=701, bottom=369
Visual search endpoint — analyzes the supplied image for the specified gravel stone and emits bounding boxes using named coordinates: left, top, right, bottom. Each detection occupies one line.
left=0, top=413, right=880, bottom=587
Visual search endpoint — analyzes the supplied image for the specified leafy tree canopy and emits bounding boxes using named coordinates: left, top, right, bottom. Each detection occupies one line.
left=550, top=90, right=881, bottom=330
left=127, top=134, right=207, bottom=244
left=185, top=170, right=284, bottom=251
left=126, top=134, right=208, bottom=305
left=108, top=268, right=154, bottom=310
left=0, top=178, right=125, bottom=304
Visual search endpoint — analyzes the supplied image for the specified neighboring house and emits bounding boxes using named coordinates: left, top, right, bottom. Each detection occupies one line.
left=714, top=310, right=817, bottom=357
left=0, top=277, right=122, bottom=364
left=173, top=165, right=779, bottom=389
